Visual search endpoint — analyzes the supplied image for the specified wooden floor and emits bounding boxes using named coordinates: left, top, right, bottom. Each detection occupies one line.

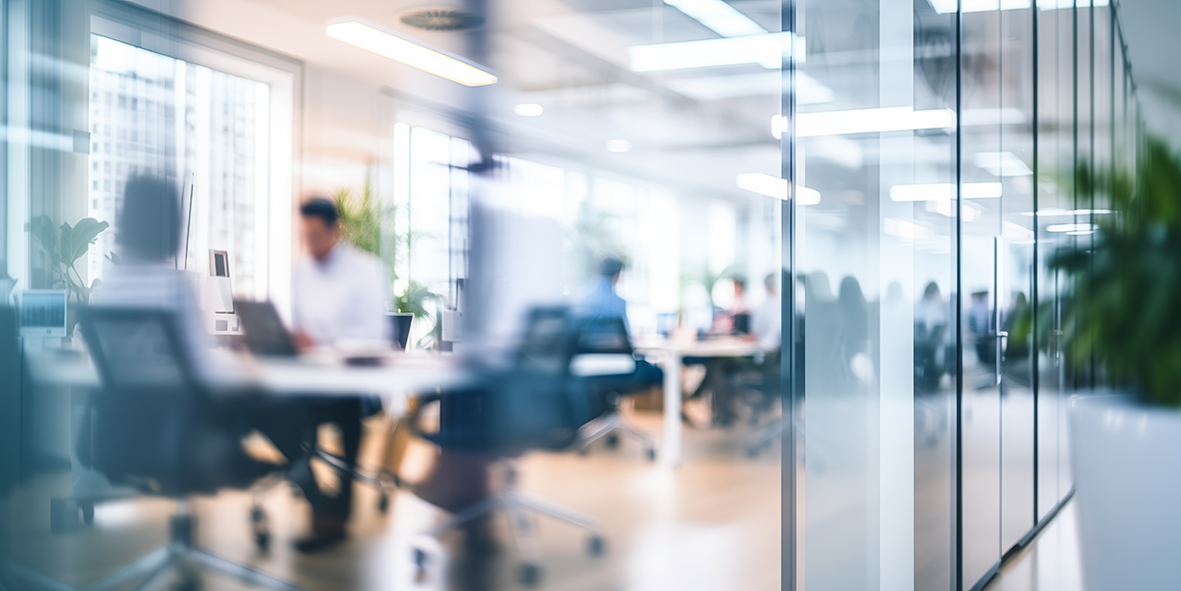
left=0, top=408, right=1082, bottom=591
left=0, top=411, right=783, bottom=591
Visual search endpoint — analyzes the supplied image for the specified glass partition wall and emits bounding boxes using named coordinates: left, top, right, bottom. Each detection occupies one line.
left=789, top=0, right=1140, bottom=590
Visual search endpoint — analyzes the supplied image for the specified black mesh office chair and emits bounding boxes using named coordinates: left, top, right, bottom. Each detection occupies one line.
left=570, top=316, right=658, bottom=460
left=75, top=306, right=300, bottom=591
left=408, top=307, right=607, bottom=587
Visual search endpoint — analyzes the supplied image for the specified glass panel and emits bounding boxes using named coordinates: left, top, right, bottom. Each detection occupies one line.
left=960, top=2, right=1004, bottom=584
left=999, top=0, right=1037, bottom=555
left=800, top=0, right=956, bottom=588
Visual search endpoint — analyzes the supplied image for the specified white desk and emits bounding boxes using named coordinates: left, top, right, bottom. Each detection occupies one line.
left=635, top=337, right=760, bottom=467
left=26, top=350, right=468, bottom=401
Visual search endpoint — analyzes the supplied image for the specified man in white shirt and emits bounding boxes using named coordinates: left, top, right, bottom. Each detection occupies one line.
left=291, top=199, right=390, bottom=348
left=267, top=198, right=389, bottom=552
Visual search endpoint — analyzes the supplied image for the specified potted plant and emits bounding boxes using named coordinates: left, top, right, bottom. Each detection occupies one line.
left=1053, top=135, right=1181, bottom=590
left=25, top=215, right=109, bottom=336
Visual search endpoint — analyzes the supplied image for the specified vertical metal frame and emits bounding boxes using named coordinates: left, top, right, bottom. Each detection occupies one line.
left=781, top=1, right=800, bottom=590
left=954, top=0, right=965, bottom=588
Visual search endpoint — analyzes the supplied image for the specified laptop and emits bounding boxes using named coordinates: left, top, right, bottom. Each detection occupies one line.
left=233, top=300, right=298, bottom=357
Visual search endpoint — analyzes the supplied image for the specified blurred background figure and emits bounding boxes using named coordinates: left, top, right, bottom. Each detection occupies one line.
left=914, top=281, right=949, bottom=395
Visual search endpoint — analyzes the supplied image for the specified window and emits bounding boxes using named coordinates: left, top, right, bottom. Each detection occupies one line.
left=87, top=35, right=271, bottom=300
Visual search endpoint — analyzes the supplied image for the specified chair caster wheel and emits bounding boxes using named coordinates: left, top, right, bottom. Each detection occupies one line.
left=378, top=494, right=390, bottom=514
left=81, top=503, right=95, bottom=525
left=588, top=535, right=605, bottom=557
left=518, top=563, right=542, bottom=587
left=605, top=433, right=620, bottom=449
left=646, top=447, right=657, bottom=462
left=255, top=530, right=270, bottom=551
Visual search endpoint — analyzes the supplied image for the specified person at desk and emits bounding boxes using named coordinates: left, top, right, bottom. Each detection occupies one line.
left=750, top=273, right=781, bottom=352
left=90, top=174, right=265, bottom=476
left=575, top=257, right=663, bottom=385
left=263, top=197, right=390, bottom=552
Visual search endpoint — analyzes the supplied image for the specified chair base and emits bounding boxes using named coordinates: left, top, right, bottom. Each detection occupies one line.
left=80, top=502, right=300, bottom=591
left=745, top=419, right=783, bottom=457
left=575, top=413, right=657, bottom=461
left=413, top=468, right=605, bottom=588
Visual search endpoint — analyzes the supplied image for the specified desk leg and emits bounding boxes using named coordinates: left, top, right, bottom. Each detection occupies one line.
left=662, top=352, right=683, bottom=468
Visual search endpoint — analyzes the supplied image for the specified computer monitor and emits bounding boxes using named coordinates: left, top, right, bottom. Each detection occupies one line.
left=19, top=290, right=67, bottom=337
left=388, top=313, right=414, bottom=351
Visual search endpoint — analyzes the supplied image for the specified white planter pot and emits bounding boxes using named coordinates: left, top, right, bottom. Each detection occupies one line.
left=1071, top=394, right=1181, bottom=591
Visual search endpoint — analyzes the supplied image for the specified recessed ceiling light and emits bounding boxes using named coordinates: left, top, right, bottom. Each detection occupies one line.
left=326, top=17, right=496, bottom=87
left=1047, top=223, right=1098, bottom=233
left=513, top=103, right=544, bottom=117
left=606, top=139, right=632, bottom=153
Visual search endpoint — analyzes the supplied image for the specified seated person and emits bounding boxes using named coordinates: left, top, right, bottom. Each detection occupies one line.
left=90, top=174, right=268, bottom=480
left=255, top=198, right=390, bottom=553
left=574, top=257, right=663, bottom=394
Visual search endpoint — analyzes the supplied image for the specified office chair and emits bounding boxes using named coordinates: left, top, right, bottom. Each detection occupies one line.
left=570, top=316, right=658, bottom=461
left=407, top=307, right=607, bottom=588
left=75, top=306, right=300, bottom=591
left=739, top=350, right=785, bottom=458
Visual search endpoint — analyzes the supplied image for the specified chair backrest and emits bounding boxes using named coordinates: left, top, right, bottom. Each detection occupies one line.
left=77, top=306, right=196, bottom=393
left=515, top=306, right=580, bottom=376
left=426, top=306, right=594, bottom=454
left=76, top=306, right=233, bottom=493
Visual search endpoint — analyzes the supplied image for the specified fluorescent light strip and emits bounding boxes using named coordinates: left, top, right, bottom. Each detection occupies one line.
left=736, top=173, right=820, bottom=205
left=629, top=32, right=801, bottom=72
left=889, top=182, right=1003, bottom=202
left=1022, top=208, right=1114, bottom=217
left=1047, top=223, right=1097, bottom=233
left=326, top=18, right=496, bottom=87
left=791, top=107, right=954, bottom=137
left=665, top=0, right=766, bottom=37
left=931, top=0, right=1107, bottom=13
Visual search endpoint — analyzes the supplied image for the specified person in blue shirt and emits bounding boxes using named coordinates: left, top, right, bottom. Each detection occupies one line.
left=577, top=257, right=630, bottom=331
left=575, top=256, right=663, bottom=393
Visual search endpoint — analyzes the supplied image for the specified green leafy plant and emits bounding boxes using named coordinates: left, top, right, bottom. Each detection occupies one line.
left=1050, top=135, right=1181, bottom=406
left=26, top=215, right=109, bottom=305
left=333, top=180, right=442, bottom=322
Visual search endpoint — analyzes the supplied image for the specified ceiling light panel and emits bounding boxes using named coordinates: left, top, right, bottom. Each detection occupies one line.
left=664, top=0, right=767, bottom=37
left=629, top=32, right=802, bottom=72
left=736, top=173, right=820, bottom=204
left=794, top=107, right=954, bottom=137
left=889, top=182, right=1003, bottom=202
left=326, top=17, right=496, bottom=87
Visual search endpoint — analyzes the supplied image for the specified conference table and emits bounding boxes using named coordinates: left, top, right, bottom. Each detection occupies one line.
left=634, top=336, right=760, bottom=467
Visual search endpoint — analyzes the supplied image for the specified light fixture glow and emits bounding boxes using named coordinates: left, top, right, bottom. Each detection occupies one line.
left=889, top=182, right=1003, bottom=202
left=326, top=18, right=496, bottom=87
left=1047, top=223, right=1097, bottom=233
left=884, top=218, right=928, bottom=241
left=664, top=0, right=766, bottom=37
left=735, top=173, right=820, bottom=204
left=931, top=0, right=1107, bottom=13
left=790, top=107, right=955, bottom=137
left=974, top=151, right=1033, bottom=177
left=1023, top=208, right=1114, bottom=217
left=629, top=32, right=802, bottom=72
left=926, top=198, right=981, bottom=221
left=514, top=103, right=544, bottom=117
left=606, top=139, right=633, bottom=153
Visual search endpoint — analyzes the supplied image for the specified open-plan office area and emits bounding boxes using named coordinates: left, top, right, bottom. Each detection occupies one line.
left=0, top=1, right=1171, bottom=591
